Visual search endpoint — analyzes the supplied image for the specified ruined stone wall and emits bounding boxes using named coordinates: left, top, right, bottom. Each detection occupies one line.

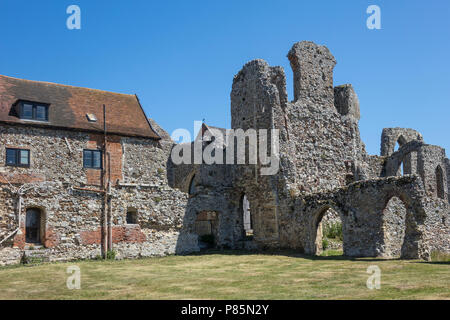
left=168, top=41, right=449, bottom=261
left=230, top=59, right=289, bottom=248
left=223, top=42, right=370, bottom=250
left=421, top=197, right=450, bottom=254
left=382, top=141, right=448, bottom=201
left=416, top=145, right=447, bottom=198
left=361, top=155, right=386, bottom=179
left=285, top=42, right=367, bottom=195
left=381, top=128, right=423, bottom=157
left=446, top=158, right=450, bottom=203
left=295, top=175, right=448, bottom=260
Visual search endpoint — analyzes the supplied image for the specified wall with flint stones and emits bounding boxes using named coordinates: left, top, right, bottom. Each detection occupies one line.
left=171, top=41, right=449, bottom=260
left=0, top=121, right=197, bottom=266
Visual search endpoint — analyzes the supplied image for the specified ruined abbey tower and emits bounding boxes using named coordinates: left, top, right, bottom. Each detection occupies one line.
left=0, top=41, right=448, bottom=265
left=171, top=41, right=449, bottom=260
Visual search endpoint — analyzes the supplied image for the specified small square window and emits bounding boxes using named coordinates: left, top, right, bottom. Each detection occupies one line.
left=83, top=149, right=102, bottom=169
left=126, top=210, right=137, bottom=224
left=6, top=148, right=30, bottom=167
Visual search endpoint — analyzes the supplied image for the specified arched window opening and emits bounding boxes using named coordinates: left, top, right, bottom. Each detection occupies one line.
left=242, top=195, right=253, bottom=239
left=26, top=208, right=43, bottom=244
left=314, top=207, right=343, bottom=256
left=188, top=175, right=196, bottom=195
left=436, top=165, right=445, bottom=200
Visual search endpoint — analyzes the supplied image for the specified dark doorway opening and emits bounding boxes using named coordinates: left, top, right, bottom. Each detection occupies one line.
left=26, top=208, right=42, bottom=244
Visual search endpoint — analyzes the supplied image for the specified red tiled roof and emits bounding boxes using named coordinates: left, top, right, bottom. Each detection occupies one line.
left=0, top=75, right=160, bottom=139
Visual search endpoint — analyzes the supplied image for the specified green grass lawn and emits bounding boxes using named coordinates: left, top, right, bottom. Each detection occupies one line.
left=0, top=250, right=448, bottom=300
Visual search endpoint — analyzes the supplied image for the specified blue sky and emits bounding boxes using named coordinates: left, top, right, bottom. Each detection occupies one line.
left=0, top=0, right=448, bottom=155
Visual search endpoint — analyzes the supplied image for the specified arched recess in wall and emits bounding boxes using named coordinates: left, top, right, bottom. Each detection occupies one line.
left=25, top=207, right=45, bottom=245
left=242, top=194, right=253, bottom=240
left=381, top=197, right=407, bottom=258
left=436, top=165, right=445, bottom=199
left=312, top=206, right=343, bottom=256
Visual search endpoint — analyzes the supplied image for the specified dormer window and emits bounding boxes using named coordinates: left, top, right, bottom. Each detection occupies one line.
left=18, top=101, right=49, bottom=121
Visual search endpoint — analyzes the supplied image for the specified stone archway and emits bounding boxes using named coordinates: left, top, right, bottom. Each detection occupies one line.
left=311, top=205, right=344, bottom=256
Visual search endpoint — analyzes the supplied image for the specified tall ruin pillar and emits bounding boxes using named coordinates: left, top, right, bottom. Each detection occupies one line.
left=287, top=41, right=336, bottom=106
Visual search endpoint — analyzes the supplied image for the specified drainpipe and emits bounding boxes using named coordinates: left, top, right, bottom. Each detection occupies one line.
left=102, top=104, right=108, bottom=259
left=107, top=152, right=112, bottom=252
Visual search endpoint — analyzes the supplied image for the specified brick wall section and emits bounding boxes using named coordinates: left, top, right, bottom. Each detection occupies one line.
left=80, top=225, right=146, bottom=245
left=85, top=134, right=123, bottom=186
left=79, top=229, right=102, bottom=246
left=112, top=225, right=146, bottom=244
left=107, top=135, right=123, bottom=185
left=86, top=134, right=103, bottom=186
left=12, top=228, right=25, bottom=249
left=0, top=173, right=45, bottom=184
left=44, top=227, right=59, bottom=248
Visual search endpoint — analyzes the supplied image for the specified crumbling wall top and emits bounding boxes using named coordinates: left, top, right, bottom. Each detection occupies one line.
left=334, top=84, right=360, bottom=121
left=230, top=59, right=287, bottom=130
left=287, top=41, right=336, bottom=106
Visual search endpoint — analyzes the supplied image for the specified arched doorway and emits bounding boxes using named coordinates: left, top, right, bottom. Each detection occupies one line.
left=313, top=206, right=343, bottom=256
left=26, top=208, right=43, bottom=244
left=242, top=195, right=253, bottom=239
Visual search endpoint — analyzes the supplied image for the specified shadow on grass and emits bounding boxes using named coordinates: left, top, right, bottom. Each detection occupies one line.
left=187, top=248, right=398, bottom=262
left=415, top=261, right=450, bottom=265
